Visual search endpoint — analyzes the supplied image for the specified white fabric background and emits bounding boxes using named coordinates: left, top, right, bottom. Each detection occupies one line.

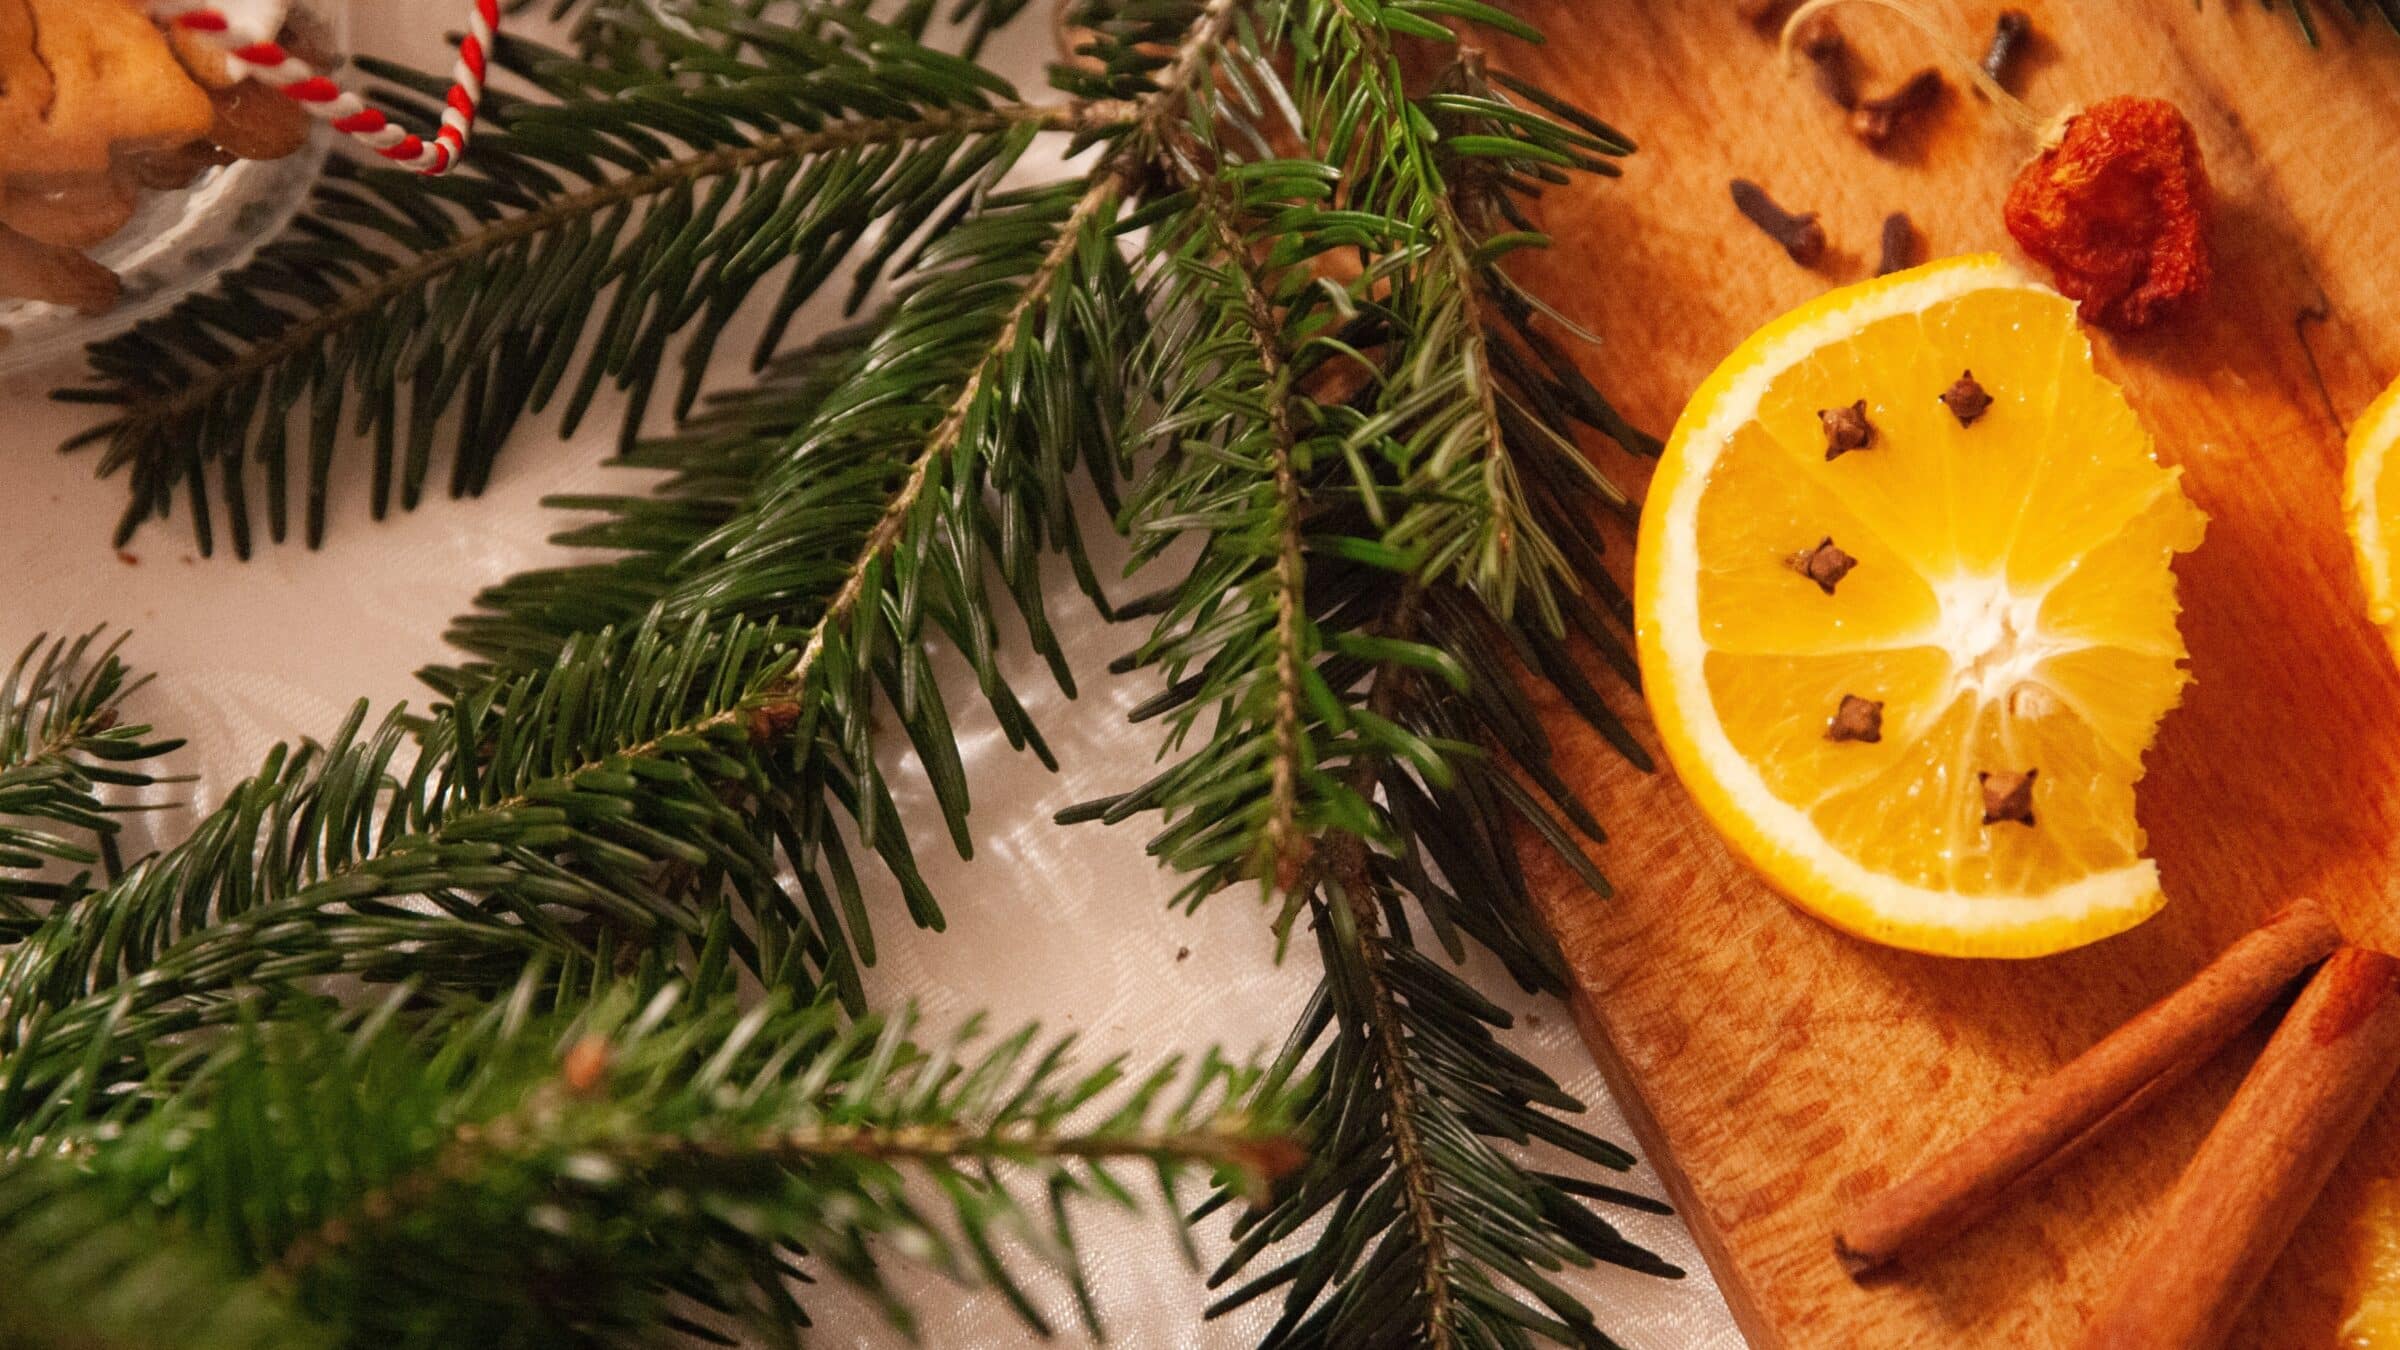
left=0, top=5, right=1742, bottom=1346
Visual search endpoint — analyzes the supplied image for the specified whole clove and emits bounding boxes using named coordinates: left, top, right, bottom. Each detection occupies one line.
left=1942, top=371, right=1993, bottom=426
left=1799, top=18, right=1855, bottom=109
left=1852, top=68, right=1944, bottom=148
left=1819, top=400, right=1875, bottom=459
left=1876, top=212, right=1917, bottom=276
left=1827, top=695, right=1884, bottom=744
left=1731, top=178, right=1827, bottom=267
left=1980, top=769, right=2038, bottom=826
left=1794, top=537, right=1858, bottom=594
left=1982, top=10, right=2032, bottom=90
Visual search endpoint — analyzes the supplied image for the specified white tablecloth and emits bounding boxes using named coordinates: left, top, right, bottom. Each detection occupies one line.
left=0, top=6, right=1740, bottom=1345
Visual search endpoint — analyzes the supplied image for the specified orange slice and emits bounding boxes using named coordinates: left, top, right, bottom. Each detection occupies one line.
left=2345, top=1179, right=2400, bottom=1348
left=2344, top=376, right=2400, bottom=665
left=1635, top=255, right=2204, bottom=957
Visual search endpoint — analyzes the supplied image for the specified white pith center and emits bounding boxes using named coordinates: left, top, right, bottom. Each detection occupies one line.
left=1930, top=572, right=2070, bottom=716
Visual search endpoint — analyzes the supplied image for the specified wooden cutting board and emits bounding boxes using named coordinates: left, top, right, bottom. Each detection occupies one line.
left=1503, top=3, right=2400, bottom=1346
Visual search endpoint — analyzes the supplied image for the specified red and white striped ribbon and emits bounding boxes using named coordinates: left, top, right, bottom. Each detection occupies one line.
left=147, top=0, right=499, bottom=176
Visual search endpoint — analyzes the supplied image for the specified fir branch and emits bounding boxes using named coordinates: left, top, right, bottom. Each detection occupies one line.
left=0, top=631, right=183, bottom=932
left=1211, top=198, right=1317, bottom=900
left=5, top=4, right=1688, bottom=1345
left=522, top=0, right=1043, bottom=69
left=7, top=0, right=1263, bottom=1138
left=411, top=0, right=1263, bottom=965
left=111, top=99, right=1106, bottom=450
left=768, top=168, right=1120, bottom=706
left=1060, top=1, right=1673, bottom=1343
left=2, top=975, right=1300, bottom=1347
left=1287, top=0, right=1643, bottom=626
left=433, top=0, right=1244, bottom=684
left=1337, top=832, right=1460, bottom=1345
left=1328, top=600, right=1465, bottom=1345
left=0, top=615, right=896, bottom=1137
left=429, top=326, right=874, bottom=686
left=65, top=7, right=1136, bottom=556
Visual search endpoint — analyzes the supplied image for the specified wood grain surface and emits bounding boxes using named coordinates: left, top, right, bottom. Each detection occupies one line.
left=1500, top=4, right=2400, bottom=1346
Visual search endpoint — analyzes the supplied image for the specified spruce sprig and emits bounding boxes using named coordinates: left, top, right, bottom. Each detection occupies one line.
left=0, top=631, right=184, bottom=931
left=450, top=2, right=1673, bottom=1341
left=1062, top=1, right=1671, bottom=1343
left=66, top=5, right=1112, bottom=556
left=3, top=0, right=1242, bottom=1175
left=18, top=1, right=1681, bottom=1343
left=0, top=617, right=820, bottom=1129
left=426, top=329, right=873, bottom=690
left=2, top=974, right=1299, bottom=1348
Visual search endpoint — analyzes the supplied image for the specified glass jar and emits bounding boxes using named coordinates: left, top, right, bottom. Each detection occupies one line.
left=0, top=0, right=351, bottom=378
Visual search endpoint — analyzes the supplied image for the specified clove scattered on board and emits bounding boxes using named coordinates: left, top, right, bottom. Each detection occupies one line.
left=1798, top=17, right=1855, bottom=109
left=1731, top=178, right=1827, bottom=266
left=1852, top=68, right=1944, bottom=147
left=1876, top=212, right=1917, bottom=275
left=1982, top=10, right=2032, bottom=90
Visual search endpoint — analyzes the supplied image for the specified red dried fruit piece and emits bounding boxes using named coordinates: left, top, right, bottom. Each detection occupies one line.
left=2003, top=95, right=2211, bottom=332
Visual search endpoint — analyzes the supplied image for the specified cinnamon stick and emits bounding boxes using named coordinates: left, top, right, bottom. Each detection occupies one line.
left=1834, top=900, right=2342, bottom=1274
left=2075, top=946, right=2400, bottom=1350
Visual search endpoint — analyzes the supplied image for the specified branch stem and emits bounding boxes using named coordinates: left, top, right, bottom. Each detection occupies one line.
left=269, top=1100, right=1287, bottom=1285
left=1324, top=586, right=1459, bottom=1349
left=1333, top=23, right=1534, bottom=614
left=1188, top=177, right=1311, bottom=897
left=742, top=0, right=1249, bottom=714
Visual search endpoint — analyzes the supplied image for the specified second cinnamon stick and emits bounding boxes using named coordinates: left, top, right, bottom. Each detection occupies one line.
left=1834, top=900, right=2342, bottom=1274
left=2075, top=945, right=2400, bottom=1350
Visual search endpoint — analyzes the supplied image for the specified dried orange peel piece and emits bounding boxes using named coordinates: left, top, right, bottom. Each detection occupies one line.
left=1636, top=254, right=2204, bottom=958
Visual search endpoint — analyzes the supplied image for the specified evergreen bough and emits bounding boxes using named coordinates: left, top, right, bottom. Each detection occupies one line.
left=13, top=1, right=1682, bottom=1344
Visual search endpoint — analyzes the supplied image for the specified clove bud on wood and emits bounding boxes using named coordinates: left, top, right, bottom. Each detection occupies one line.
left=1876, top=212, right=1916, bottom=276
left=1982, top=10, right=2032, bottom=90
left=1852, top=68, right=1944, bottom=148
left=1798, top=17, right=1855, bottom=109
left=1731, top=178, right=1826, bottom=266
